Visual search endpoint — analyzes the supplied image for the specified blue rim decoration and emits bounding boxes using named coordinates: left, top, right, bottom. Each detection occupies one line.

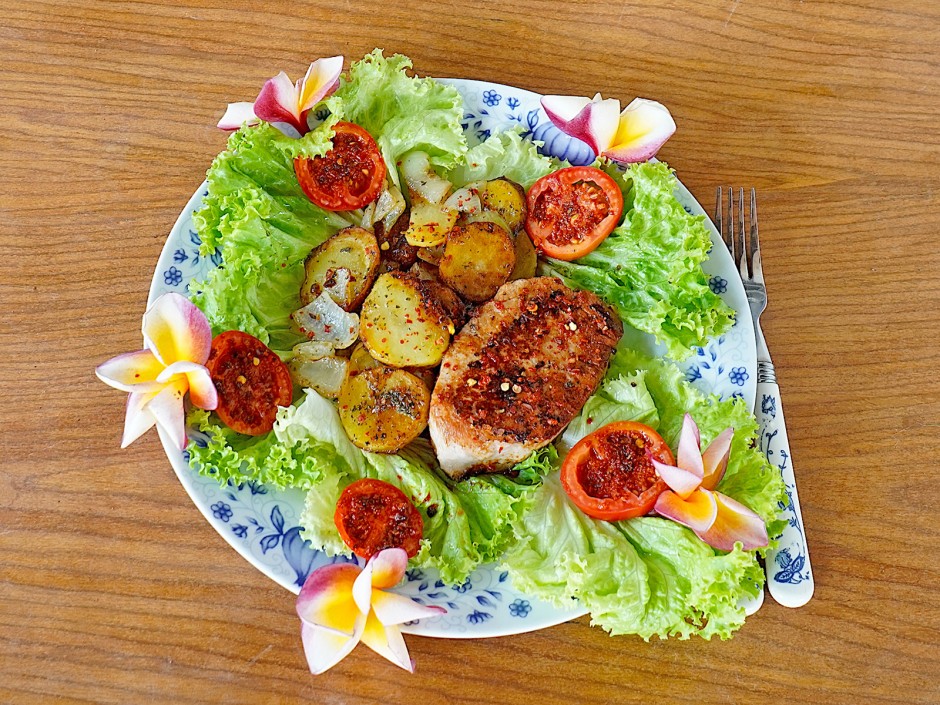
left=148, top=78, right=757, bottom=639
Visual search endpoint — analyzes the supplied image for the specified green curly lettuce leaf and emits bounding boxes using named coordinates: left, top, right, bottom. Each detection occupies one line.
left=504, top=472, right=763, bottom=640
left=500, top=348, right=785, bottom=639
left=189, top=121, right=348, bottom=352
left=280, top=391, right=536, bottom=585
left=184, top=52, right=778, bottom=632
left=189, top=389, right=536, bottom=585
left=447, top=129, right=556, bottom=189
left=544, top=161, right=734, bottom=360
left=608, top=347, right=786, bottom=537
left=186, top=407, right=345, bottom=491
left=326, top=49, right=468, bottom=181
left=559, top=369, right=660, bottom=453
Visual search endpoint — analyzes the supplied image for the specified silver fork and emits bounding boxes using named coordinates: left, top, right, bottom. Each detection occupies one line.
left=715, top=188, right=814, bottom=609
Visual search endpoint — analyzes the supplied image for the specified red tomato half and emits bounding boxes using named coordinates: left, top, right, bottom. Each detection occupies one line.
left=334, top=479, right=424, bottom=559
left=524, top=166, right=624, bottom=260
left=561, top=421, right=675, bottom=522
left=294, top=121, right=386, bottom=211
left=206, top=330, right=293, bottom=436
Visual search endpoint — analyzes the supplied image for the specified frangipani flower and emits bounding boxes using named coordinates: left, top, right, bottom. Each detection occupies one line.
left=651, top=414, right=768, bottom=551
left=217, top=56, right=344, bottom=136
left=541, top=92, right=676, bottom=163
left=297, top=549, right=445, bottom=674
left=95, top=293, right=217, bottom=450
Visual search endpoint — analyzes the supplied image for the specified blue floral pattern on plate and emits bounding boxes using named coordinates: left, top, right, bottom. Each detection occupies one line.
left=148, top=79, right=757, bottom=639
left=709, top=275, right=728, bottom=294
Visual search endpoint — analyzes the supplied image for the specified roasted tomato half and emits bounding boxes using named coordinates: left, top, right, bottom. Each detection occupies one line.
left=205, top=330, right=293, bottom=436
left=334, top=478, right=424, bottom=559
left=294, top=121, right=386, bottom=211
left=524, top=166, right=624, bottom=260
left=561, top=421, right=675, bottom=521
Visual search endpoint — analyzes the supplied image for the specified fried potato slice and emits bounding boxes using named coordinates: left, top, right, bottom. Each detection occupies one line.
left=338, top=367, right=430, bottom=453
left=301, top=226, right=380, bottom=311
left=439, top=221, right=515, bottom=302
left=360, top=271, right=451, bottom=368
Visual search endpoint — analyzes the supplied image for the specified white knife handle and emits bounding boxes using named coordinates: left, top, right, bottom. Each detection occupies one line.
left=757, top=366, right=814, bottom=608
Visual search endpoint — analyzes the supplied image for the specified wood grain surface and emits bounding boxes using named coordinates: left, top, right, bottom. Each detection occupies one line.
left=2, top=1, right=939, bottom=703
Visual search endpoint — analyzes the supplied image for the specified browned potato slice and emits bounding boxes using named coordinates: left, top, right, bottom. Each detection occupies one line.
left=350, top=341, right=435, bottom=390
left=403, top=201, right=458, bottom=248
left=406, top=262, right=468, bottom=331
left=416, top=242, right=446, bottom=266
left=439, top=222, right=515, bottom=302
left=349, top=342, right=383, bottom=373
left=360, top=271, right=451, bottom=368
left=425, top=280, right=467, bottom=331
left=375, top=208, right=418, bottom=272
left=479, top=178, right=527, bottom=233
left=509, top=230, right=538, bottom=281
left=301, top=227, right=380, bottom=311
left=338, top=368, right=430, bottom=453
left=408, top=259, right=440, bottom=281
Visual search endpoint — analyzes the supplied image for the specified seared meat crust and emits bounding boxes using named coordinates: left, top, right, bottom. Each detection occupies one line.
left=429, top=277, right=622, bottom=478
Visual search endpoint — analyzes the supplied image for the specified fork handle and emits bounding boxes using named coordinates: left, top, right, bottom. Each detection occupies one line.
left=757, top=364, right=815, bottom=608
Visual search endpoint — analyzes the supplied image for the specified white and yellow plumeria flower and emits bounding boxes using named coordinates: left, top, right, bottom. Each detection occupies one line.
left=651, top=414, right=768, bottom=551
left=217, top=56, right=344, bottom=136
left=541, top=92, right=676, bottom=163
left=296, top=548, right=445, bottom=674
left=95, top=293, right=217, bottom=450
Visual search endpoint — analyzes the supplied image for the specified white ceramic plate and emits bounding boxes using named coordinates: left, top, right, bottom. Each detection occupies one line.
left=148, top=78, right=757, bottom=638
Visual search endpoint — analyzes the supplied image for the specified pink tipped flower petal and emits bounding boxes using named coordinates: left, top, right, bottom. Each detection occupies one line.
left=156, top=359, right=207, bottom=383
left=352, top=560, right=375, bottom=617
left=369, top=548, right=408, bottom=590
left=696, top=492, right=769, bottom=552
left=295, top=549, right=439, bottom=673
left=654, top=488, right=718, bottom=533
left=602, top=97, right=676, bottom=163
left=301, top=618, right=364, bottom=675
left=676, top=414, right=704, bottom=478
left=360, top=613, right=413, bottom=673
left=298, top=56, right=344, bottom=113
left=145, top=377, right=188, bottom=450
left=370, top=589, right=446, bottom=628
left=541, top=94, right=591, bottom=124
left=217, top=101, right=259, bottom=130
left=96, top=349, right=165, bottom=393
left=296, top=563, right=362, bottom=636
left=588, top=94, right=623, bottom=152
left=254, top=71, right=304, bottom=133
left=121, top=390, right=158, bottom=448
left=651, top=457, right=702, bottom=499
left=142, top=293, right=212, bottom=366
left=185, top=367, right=218, bottom=410
left=701, top=428, right=734, bottom=490
left=541, top=94, right=621, bottom=155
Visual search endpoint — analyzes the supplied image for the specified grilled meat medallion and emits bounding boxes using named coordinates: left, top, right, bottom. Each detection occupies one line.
left=429, top=277, right=623, bottom=479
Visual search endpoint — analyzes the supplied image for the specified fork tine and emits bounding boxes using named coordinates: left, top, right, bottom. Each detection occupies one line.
left=725, top=185, right=735, bottom=261
left=714, top=186, right=723, bottom=237
left=750, top=187, right=764, bottom=283
left=737, top=187, right=749, bottom=279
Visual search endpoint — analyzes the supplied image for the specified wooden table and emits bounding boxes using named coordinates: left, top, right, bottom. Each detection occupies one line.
left=2, top=1, right=938, bottom=703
